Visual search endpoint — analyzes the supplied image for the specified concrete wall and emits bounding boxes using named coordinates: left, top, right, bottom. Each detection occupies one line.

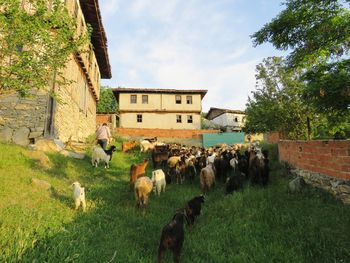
left=279, top=140, right=350, bottom=180
left=120, top=112, right=201, bottom=129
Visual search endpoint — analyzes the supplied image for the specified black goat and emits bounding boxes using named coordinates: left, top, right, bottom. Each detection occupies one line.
left=104, top=145, right=116, bottom=161
left=158, top=210, right=187, bottom=263
left=144, top=136, right=157, bottom=143
left=186, top=163, right=197, bottom=183
left=249, top=149, right=269, bottom=186
left=226, top=172, right=244, bottom=194
left=262, top=150, right=270, bottom=186
left=185, top=195, right=205, bottom=228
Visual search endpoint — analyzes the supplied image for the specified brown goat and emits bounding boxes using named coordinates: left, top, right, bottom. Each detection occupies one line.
left=130, top=159, right=149, bottom=188
left=122, top=141, right=137, bottom=153
left=134, top=176, right=153, bottom=208
left=200, top=164, right=215, bottom=193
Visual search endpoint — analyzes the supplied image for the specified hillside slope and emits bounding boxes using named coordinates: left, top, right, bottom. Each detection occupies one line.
left=0, top=142, right=349, bottom=263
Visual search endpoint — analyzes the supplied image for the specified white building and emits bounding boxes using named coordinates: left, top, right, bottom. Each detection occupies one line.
left=113, top=88, right=207, bottom=130
left=206, top=107, right=245, bottom=132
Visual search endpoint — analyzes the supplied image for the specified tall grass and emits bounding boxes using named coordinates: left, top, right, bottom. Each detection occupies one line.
left=0, top=142, right=349, bottom=263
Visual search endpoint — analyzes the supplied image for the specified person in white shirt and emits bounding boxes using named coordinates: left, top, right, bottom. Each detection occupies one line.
left=96, top=123, right=112, bottom=150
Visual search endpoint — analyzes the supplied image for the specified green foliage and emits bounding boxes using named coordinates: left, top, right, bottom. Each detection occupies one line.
left=245, top=57, right=311, bottom=139
left=1, top=142, right=350, bottom=262
left=0, top=0, right=89, bottom=96
left=302, top=59, right=350, bottom=113
left=251, top=0, right=350, bottom=113
left=96, top=86, right=117, bottom=113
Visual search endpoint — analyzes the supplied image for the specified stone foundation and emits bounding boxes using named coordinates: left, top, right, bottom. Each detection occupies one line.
left=291, top=168, right=350, bottom=205
left=0, top=91, right=48, bottom=145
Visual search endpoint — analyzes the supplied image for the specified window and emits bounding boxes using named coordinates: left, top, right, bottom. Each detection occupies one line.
left=187, top=115, right=193, bottom=123
left=137, top=114, right=142, bottom=123
left=234, top=117, right=238, bottom=122
left=130, top=95, right=137, bottom=104
left=142, top=95, right=148, bottom=104
left=175, top=95, right=181, bottom=104
left=176, top=115, right=182, bottom=123
left=186, top=96, right=192, bottom=104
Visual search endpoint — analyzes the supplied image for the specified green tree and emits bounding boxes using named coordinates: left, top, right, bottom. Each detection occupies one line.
left=0, top=0, right=89, bottom=96
left=252, top=0, right=350, bottom=113
left=245, top=57, right=313, bottom=139
left=96, top=86, right=117, bottom=113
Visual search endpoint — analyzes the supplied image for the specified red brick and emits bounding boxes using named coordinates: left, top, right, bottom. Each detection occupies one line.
left=340, top=165, right=350, bottom=172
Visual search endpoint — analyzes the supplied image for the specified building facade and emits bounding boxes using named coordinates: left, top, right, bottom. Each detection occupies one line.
left=113, top=88, right=207, bottom=130
left=0, top=0, right=111, bottom=145
left=206, top=107, right=245, bottom=132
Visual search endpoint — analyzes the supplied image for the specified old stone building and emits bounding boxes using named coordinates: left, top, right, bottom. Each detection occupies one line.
left=113, top=88, right=207, bottom=130
left=0, top=0, right=111, bottom=145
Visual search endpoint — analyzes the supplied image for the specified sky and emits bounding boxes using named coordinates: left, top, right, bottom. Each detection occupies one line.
left=99, top=0, right=287, bottom=112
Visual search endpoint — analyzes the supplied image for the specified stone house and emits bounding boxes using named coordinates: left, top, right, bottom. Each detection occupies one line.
left=113, top=88, right=207, bottom=130
left=0, top=0, right=111, bottom=145
left=206, top=107, right=246, bottom=132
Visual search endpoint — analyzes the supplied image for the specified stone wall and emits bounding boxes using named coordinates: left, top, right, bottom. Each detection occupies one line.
left=291, top=168, right=350, bottom=204
left=279, top=140, right=350, bottom=204
left=0, top=56, right=98, bottom=145
left=115, top=128, right=219, bottom=139
left=0, top=1, right=102, bottom=145
left=0, top=90, right=49, bottom=145
left=53, top=56, right=97, bottom=142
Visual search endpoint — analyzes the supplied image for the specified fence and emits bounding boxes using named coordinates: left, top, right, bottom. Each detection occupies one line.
left=202, top=132, right=245, bottom=148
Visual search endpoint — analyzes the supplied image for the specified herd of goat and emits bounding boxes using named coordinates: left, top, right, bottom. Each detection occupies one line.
left=88, top=137, right=270, bottom=262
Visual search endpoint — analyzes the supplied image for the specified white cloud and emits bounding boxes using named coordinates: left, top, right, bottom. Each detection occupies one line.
left=101, top=0, right=282, bottom=112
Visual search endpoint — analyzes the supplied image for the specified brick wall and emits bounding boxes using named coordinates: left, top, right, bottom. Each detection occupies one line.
left=115, top=128, right=219, bottom=139
left=96, top=114, right=111, bottom=125
left=264, top=132, right=281, bottom=144
left=279, top=140, right=350, bottom=180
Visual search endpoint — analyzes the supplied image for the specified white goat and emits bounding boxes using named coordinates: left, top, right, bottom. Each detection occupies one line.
left=91, top=146, right=116, bottom=168
left=229, top=156, right=238, bottom=172
left=140, top=140, right=155, bottom=153
left=207, top=152, right=217, bottom=165
left=151, top=169, right=166, bottom=195
left=72, top=181, right=86, bottom=212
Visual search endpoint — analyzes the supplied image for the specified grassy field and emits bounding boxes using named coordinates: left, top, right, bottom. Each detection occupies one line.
left=0, top=141, right=349, bottom=263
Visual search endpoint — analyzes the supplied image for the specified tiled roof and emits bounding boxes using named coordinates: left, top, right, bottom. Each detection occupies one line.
left=80, top=0, right=111, bottom=78
left=112, top=87, right=208, bottom=99
left=206, top=107, right=245, bottom=120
